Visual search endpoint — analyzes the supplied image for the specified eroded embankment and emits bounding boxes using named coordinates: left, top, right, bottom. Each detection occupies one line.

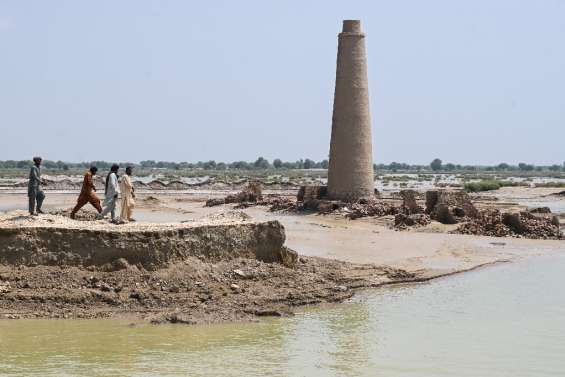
left=0, top=213, right=295, bottom=270
left=0, top=256, right=416, bottom=323
left=0, top=211, right=419, bottom=323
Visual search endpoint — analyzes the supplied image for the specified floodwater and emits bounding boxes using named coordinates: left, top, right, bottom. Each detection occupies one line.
left=520, top=199, right=565, bottom=214
left=1, top=254, right=565, bottom=377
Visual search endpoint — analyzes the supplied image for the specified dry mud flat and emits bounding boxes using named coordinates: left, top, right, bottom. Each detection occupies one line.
left=0, top=212, right=415, bottom=324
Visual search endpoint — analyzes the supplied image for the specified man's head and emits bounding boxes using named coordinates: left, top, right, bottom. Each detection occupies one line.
left=110, top=164, right=119, bottom=173
left=33, top=157, right=42, bottom=166
left=125, top=166, right=133, bottom=176
left=89, top=166, right=98, bottom=175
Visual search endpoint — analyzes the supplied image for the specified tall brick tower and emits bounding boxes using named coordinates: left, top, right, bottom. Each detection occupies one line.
left=327, top=20, right=374, bottom=201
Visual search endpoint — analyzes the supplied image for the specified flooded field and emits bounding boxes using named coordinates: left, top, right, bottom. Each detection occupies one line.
left=2, top=172, right=564, bottom=191
left=1, top=254, right=564, bottom=376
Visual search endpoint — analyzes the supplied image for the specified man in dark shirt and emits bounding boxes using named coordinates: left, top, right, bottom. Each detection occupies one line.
left=28, top=157, right=45, bottom=216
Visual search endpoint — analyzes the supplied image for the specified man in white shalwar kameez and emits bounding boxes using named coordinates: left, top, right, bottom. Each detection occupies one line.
left=120, top=166, right=135, bottom=222
left=97, top=164, right=120, bottom=222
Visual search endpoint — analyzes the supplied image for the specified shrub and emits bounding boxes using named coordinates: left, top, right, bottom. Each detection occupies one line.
left=464, top=180, right=527, bottom=192
left=464, top=180, right=501, bottom=192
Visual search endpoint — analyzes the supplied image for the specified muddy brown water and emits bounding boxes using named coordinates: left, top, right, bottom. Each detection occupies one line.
left=1, top=254, right=564, bottom=376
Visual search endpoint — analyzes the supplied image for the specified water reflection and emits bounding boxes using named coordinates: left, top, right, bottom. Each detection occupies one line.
left=0, top=320, right=292, bottom=377
left=282, top=303, right=373, bottom=376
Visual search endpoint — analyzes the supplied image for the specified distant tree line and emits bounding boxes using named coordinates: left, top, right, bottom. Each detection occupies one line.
left=1, top=158, right=564, bottom=172
left=374, top=159, right=565, bottom=173
left=420, top=158, right=565, bottom=173
left=138, top=158, right=330, bottom=170
left=0, top=157, right=329, bottom=171
left=0, top=160, right=136, bottom=171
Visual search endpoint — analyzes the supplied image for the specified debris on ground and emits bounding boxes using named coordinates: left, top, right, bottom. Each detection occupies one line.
left=203, top=186, right=560, bottom=239
left=529, top=207, right=552, bottom=214
left=206, top=181, right=263, bottom=207
left=340, top=201, right=399, bottom=220
left=297, top=185, right=328, bottom=202
left=394, top=213, right=431, bottom=229
left=205, top=198, right=226, bottom=207
left=49, top=208, right=98, bottom=221
left=425, top=190, right=479, bottom=224
left=142, top=196, right=161, bottom=204
left=454, top=209, right=562, bottom=239
left=207, top=183, right=402, bottom=220
left=454, top=210, right=510, bottom=237
left=301, top=199, right=343, bottom=213
left=263, top=196, right=296, bottom=212
left=399, top=190, right=424, bottom=214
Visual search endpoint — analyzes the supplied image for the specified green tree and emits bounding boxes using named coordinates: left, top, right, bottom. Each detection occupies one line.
left=229, top=161, right=250, bottom=169
left=202, top=160, right=216, bottom=170
left=140, top=160, right=156, bottom=168
left=444, top=163, right=456, bottom=171
left=389, top=162, right=402, bottom=172
left=273, top=158, right=283, bottom=169
left=17, top=160, right=30, bottom=169
left=254, top=157, right=270, bottom=169
left=430, top=158, right=442, bottom=171
left=303, top=159, right=315, bottom=169
left=518, top=163, right=534, bottom=171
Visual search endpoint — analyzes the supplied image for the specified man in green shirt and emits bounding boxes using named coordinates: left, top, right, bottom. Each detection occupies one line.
left=28, top=157, right=45, bottom=215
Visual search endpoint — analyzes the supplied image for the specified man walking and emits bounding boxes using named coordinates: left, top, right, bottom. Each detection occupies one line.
left=71, top=166, right=102, bottom=219
left=97, top=164, right=120, bottom=222
left=119, top=166, right=135, bottom=222
left=28, top=157, right=45, bottom=216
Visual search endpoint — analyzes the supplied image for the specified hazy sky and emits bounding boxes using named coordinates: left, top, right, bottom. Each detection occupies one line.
left=1, top=0, right=564, bottom=164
